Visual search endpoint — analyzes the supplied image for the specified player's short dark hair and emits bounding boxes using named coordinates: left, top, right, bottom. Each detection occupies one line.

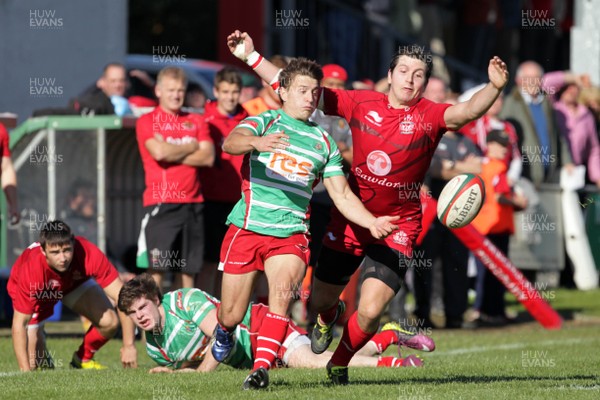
left=39, top=220, right=74, bottom=250
left=215, top=67, right=242, bottom=88
left=117, top=273, right=163, bottom=313
left=279, top=57, right=323, bottom=90
left=389, top=45, right=433, bottom=84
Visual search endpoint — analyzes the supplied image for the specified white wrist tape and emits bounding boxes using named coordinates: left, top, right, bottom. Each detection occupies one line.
left=246, top=51, right=263, bottom=68
left=233, top=42, right=246, bottom=60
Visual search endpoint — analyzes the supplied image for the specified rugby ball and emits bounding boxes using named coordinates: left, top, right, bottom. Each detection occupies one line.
left=436, top=173, right=485, bottom=228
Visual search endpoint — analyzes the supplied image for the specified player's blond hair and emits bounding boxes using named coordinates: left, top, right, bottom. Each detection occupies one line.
left=157, top=66, right=187, bottom=86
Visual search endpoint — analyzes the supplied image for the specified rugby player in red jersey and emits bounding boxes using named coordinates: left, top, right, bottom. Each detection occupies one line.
left=8, top=221, right=137, bottom=371
left=226, top=30, right=509, bottom=384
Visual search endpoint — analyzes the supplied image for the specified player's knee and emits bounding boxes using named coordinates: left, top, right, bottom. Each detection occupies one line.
left=218, top=306, right=243, bottom=328
left=97, top=310, right=119, bottom=336
left=358, top=305, right=380, bottom=321
left=357, top=305, right=382, bottom=331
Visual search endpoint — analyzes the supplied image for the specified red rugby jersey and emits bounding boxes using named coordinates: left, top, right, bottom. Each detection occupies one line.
left=7, top=237, right=118, bottom=316
left=136, top=106, right=212, bottom=207
left=323, top=89, right=451, bottom=235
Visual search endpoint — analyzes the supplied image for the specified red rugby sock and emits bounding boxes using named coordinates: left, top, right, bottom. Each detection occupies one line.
left=252, top=312, right=289, bottom=371
left=76, top=326, right=110, bottom=361
left=330, top=312, right=375, bottom=367
left=318, top=301, right=340, bottom=325
left=368, top=330, right=398, bottom=354
left=376, top=356, right=402, bottom=367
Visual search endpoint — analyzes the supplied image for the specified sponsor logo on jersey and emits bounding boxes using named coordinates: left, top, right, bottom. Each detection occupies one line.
left=392, top=230, right=409, bottom=246
left=165, top=135, right=197, bottom=145
left=400, top=114, right=415, bottom=135
left=366, top=150, right=392, bottom=176
left=365, top=110, right=383, bottom=127
left=266, top=152, right=314, bottom=186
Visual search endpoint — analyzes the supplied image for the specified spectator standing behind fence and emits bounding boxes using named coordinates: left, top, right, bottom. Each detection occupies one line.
left=197, top=68, right=248, bottom=297
left=468, top=130, right=528, bottom=328
left=0, top=123, right=19, bottom=225
left=71, top=63, right=132, bottom=116
left=542, top=71, right=600, bottom=187
left=136, top=67, right=215, bottom=290
left=61, top=179, right=96, bottom=244
left=499, top=61, right=573, bottom=186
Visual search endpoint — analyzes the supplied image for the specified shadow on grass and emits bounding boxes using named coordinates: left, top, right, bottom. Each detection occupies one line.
left=271, top=374, right=600, bottom=388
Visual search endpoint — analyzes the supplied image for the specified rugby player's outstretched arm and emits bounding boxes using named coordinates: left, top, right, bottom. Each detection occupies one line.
left=324, top=175, right=399, bottom=240
left=226, top=30, right=282, bottom=88
left=222, top=128, right=289, bottom=155
left=444, top=56, right=509, bottom=131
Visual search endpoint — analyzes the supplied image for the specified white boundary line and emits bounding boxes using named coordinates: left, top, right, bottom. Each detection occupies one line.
left=427, top=337, right=596, bottom=356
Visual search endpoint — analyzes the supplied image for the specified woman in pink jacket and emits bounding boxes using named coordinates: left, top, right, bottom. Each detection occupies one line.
left=543, top=71, right=600, bottom=187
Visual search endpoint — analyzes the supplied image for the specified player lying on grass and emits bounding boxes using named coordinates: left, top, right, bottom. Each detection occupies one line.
left=118, top=274, right=435, bottom=372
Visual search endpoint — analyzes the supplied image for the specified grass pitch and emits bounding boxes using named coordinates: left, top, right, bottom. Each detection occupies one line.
left=1, top=288, right=599, bottom=400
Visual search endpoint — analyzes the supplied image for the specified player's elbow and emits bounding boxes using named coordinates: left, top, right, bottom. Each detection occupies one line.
left=221, top=140, right=235, bottom=155
left=203, top=151, right=215, bottom=167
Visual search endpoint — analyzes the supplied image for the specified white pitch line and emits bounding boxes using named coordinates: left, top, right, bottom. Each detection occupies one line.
left=0, top=372, right=23, bottom=377
left=553, top=385, right=600, bottom=391
left=427, top=337, right=596, bottom=356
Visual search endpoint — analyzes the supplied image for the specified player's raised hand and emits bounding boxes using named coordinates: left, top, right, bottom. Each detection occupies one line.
left=227, top=30, right=255, bottom=61
left=488, top=56, right=509, bottom=90
left=254, top=131, right=289, bottom=153
left=369, top=216, right=400, bottom=240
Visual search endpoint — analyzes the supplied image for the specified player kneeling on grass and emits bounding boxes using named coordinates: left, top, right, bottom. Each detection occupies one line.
left=118, top=273, right=434, bottom=374
left=8, top=220, right=137, bottom=371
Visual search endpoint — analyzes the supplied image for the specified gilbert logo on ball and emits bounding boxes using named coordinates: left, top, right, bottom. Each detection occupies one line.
left=437, top=173, right=485, bottom=228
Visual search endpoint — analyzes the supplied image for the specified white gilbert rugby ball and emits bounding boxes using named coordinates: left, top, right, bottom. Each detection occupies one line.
left=437, top=173, right=485, bottom=229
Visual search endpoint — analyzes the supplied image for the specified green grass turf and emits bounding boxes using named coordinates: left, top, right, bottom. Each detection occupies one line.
left=1, top=288, right=599, bottom=399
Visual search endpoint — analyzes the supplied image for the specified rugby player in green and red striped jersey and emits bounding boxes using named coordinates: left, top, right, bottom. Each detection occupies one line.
left=118, top=274, right=433, bottom=374
left=210, top=58, right=400, bottom=390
